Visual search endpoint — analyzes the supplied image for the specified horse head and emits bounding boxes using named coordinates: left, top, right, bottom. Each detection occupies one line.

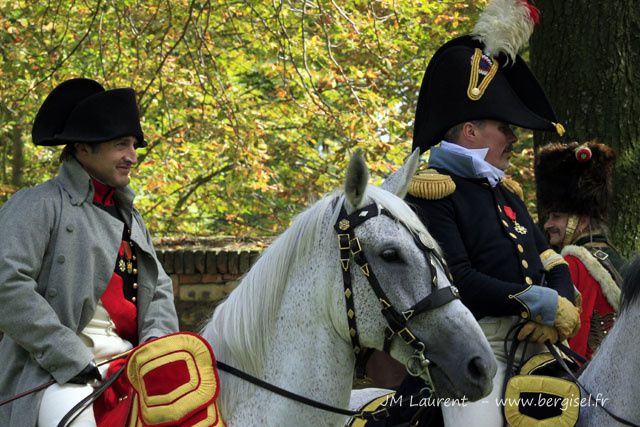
left=336, top=149, right=496, bottom=401
left=203, top=149, right=496, bottom=425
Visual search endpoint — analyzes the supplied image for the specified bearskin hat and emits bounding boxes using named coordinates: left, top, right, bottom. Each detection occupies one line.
left=535, top=141, right=616, bottom=220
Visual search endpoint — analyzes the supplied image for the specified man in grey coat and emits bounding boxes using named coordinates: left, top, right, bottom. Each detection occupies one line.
left=0, top=78, right=179, bottom=426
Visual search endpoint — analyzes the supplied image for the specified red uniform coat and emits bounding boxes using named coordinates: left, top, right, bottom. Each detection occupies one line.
left=564, top=245, right=620, bottom=360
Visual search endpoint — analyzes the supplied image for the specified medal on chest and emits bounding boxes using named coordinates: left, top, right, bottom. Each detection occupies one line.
left=118, top=241, right=134, bottom=273
left=503, top=205, right=528, bottom=235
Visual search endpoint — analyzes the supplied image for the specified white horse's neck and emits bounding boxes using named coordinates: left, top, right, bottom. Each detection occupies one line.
left=577, top=306, right=640, bottom=426
left=257, top=253, right=354, bottom=425
left=209, top=228, right=356, bottom=426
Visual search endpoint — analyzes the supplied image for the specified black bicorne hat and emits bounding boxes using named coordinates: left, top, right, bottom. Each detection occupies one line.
left=412, top=0, right=564, bottom=153
left=535, top=141, right=616, bottom=220
left=32, top=78, right=146, bottom=147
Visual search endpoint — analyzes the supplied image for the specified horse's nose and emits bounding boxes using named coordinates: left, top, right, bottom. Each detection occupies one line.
left=466, top=355, right=496, bottom=385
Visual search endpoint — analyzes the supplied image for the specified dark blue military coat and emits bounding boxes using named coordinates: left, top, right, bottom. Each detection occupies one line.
left=406, top=172, right=575, bottom=321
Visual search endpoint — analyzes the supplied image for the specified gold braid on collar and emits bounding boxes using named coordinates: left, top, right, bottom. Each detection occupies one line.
left=501, top=176, right=524, bottom=200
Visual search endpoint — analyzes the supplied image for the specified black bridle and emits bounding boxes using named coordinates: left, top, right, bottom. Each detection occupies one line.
left=334, top=201, right=460, bottom=393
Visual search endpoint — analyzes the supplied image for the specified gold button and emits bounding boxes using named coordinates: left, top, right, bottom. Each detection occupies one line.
left=521, top=260, right=529, bottom=269
left=525, top=277, right=533, bottom=285
left=497, top=205, right=502, bottom=212
left=502, top=220, right=509, bottom=227
left=521, top=311, right=529, bottom=319
left=133, top=268, right=138, bottom=275
left=132, top=296, right=137, bottom=303
left=536, top=314, right=543, bottom=322
left=517, top=244, right=524, bottom=253
left=132, top=255, right=137, bottom=261
left=509, top=233, right=517, bottom=239
left=133, top=283, right=139, bottom=289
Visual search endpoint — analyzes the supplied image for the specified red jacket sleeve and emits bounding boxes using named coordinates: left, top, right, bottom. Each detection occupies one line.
left=566, top=255, right=596, bottom=359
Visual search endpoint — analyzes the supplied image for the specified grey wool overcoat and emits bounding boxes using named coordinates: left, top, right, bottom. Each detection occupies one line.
left=0, top=158, right=179, bottom=426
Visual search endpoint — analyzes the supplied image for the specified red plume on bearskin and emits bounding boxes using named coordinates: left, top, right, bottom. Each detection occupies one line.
left=535, top=141, right=616, bottom=220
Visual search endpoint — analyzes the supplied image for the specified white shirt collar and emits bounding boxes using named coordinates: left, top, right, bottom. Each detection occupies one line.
left=439, top=141, right=505, bottom=186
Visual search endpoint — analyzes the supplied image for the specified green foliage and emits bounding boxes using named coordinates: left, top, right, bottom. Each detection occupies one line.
left=0, top=0, right=487, bottom=235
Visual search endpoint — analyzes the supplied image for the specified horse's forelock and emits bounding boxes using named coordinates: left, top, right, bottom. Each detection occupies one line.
left=620, top=256, right=640, bottom=312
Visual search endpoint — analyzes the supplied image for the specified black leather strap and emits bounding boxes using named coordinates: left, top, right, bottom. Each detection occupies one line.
left=218, top=361, right=389, bottom=420
left=57, top=365, right=126, bottom=427
left=407, top=286, right=460, bottom=315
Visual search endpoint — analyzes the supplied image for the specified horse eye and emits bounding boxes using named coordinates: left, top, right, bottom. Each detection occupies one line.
left=380, top=248, right=402, bottom=263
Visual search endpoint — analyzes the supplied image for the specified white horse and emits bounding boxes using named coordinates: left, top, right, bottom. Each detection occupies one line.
left=201, top=149, right=497, bottom=426
left=577, top=257, right=640, bottom=426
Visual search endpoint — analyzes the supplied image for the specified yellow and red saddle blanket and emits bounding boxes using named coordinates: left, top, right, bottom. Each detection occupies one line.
left=95, top=332, right=225, bottom=427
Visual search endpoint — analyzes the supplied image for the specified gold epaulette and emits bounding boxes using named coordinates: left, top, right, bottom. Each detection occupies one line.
left=408, top=169, right=456, bottom=200
left=501, top=176, right=524, bottom=200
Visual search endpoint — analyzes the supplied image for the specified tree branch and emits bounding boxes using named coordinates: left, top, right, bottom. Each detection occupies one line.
left=23, top=0, right=103, bottom=100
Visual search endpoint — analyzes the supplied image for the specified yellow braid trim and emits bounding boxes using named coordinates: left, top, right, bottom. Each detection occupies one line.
left=467, top=48, right=498, bottom=101
left=501, top=176, right=524, bottom=200
left=408, top=169, right=456, bottom=200
left=553, top=122, right=566, bottom=137
left=539, top=249, right=568, bottom=270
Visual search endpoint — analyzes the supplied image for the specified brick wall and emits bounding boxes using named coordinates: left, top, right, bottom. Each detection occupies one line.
left=154, top=237, right=268, bottom=332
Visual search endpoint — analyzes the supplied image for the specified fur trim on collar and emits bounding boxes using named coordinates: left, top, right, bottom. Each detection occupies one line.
left=562, top=245, right=620, bottom=311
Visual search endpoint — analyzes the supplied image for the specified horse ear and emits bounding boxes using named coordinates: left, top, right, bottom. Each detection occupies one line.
left=345, top=149, right=369, bottom=209
left=381, top=148, right=421, bottom=198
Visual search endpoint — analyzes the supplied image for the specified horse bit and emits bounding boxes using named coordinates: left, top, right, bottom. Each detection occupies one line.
left=334, top=201, right=460, bottom=394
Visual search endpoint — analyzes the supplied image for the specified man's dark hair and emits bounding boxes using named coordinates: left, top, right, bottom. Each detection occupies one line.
left=59, top=143, right=100, bottom=163
left=443, top=120, right=485, bottom=143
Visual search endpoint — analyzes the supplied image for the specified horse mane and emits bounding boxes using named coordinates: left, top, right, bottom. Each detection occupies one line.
left=620, top=256, right=640, bottom=313
left=201, top=184, right=434, bottom=377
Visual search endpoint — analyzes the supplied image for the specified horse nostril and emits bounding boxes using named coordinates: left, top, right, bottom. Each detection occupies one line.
left=467, top=356, right=489, bottom=381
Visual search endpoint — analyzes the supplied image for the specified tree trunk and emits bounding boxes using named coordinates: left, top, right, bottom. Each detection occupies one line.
left=530, top=1, right=640, bottom=256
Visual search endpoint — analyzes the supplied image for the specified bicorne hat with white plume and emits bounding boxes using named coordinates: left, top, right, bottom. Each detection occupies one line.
left=412, top=0, right=565, bottom=153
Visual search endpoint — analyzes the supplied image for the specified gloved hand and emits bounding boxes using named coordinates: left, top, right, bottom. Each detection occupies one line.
left=555, top=296, right=581, bottom=338
left=517, top=321, right=560, bottom=344
left=67, top=361, right=102, bottom=385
